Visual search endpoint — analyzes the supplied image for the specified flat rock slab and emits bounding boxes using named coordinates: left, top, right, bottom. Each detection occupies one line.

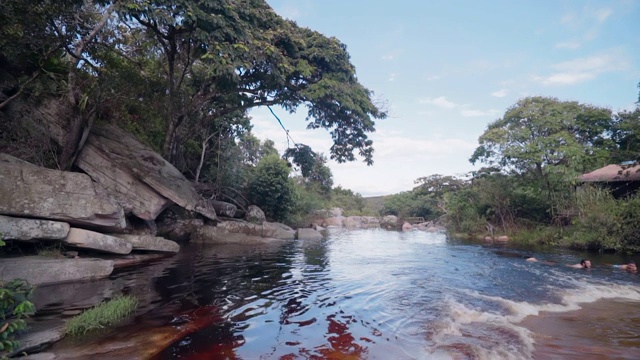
left=15, top=353, right=58, bottom=360
left=63, top=228, right=132, bottom=254
left=113, top=234, right=180, bottom=253
left=0, top=162, right=126, bottom=230
left=11, top=324, right=64, bottom=357
left=296, top=228, right=324, bottom=240
left=192, top=225, right=287, bottom=245
left=0, top=215, right=70, bottom=241
left=0, top=257, right=114, bottom=286
left=110, top=253, right=172, bottom=269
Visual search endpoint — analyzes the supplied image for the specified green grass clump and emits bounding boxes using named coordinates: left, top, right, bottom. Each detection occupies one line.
left=64, top=296, right=138, bottom=336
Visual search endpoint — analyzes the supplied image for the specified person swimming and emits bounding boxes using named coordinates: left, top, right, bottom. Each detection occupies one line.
left=612, top=262, right=637, bottom=272
left=567, top=259, right=591, bottom=269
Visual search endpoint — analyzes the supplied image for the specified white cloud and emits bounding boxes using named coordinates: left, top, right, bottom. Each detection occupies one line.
left=534, top=52, right=628, bottom=86
left=388, top=73, right=397, bottom=82
left=592, top=8, right=613, bottom=23
left=425, top=75, right=441, bottom=81
left=555, top=41, right=581, bottom=49
left=420, top=96, right=457, bottom=109
left=491, top=89, right=508, bottom=98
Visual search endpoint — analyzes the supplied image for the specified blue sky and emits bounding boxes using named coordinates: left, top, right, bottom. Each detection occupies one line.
left=250, top=0, right=640, bottom=196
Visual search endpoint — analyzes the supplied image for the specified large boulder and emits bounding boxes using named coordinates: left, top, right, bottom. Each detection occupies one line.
left=0, top=257, right=114, bottom=286
left=344, top=216, right=380, bottom=229
left=0, top=162, right=126, bottom=230
left=113, top=234, right=180, bottom=253
left=262, top=222, right=296, bottom=240
left=191, top=220, right=295, bottom=244
left=75, top=124, right=216, bottom=221
left=63, top=228, right=132, bottom=254
left=323, top=216, right=345, bottom=227
left=156, top=206, right=204, bottom=242
left=245, top=205, right=266, bottom=225
left=210, top=200, right=237, bottom=218
left=0, top=215, right=70, bottom=241
left=380, top=215, right=398, bottom=228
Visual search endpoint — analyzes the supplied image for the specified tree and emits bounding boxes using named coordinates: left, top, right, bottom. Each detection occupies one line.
left=470, top=97, right=613, bottom=190
left=117, top=0, right=386, bottom=164
left=247, top=154, right=295, bottom=221
left=611, top=107, right=640, bottom=163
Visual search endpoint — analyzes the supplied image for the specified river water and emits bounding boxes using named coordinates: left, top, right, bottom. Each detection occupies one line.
left=41, top=229, right=640, bottom=359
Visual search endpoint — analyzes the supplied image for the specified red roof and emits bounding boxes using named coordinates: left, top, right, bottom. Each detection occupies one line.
left=579, top=164, right=640, bottom=182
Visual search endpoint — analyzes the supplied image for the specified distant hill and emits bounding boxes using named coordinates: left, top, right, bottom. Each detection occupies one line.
left=363, top=195, right=386, bottom=215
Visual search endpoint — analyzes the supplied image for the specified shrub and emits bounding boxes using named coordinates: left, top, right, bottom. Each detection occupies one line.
left=0, top=235, right=36, bottom=357
left=64, top=295, right=138, bottom=337
left=247, top=154, right=295, bottom=222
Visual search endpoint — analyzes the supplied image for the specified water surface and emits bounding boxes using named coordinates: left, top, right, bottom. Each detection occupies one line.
left=42, top=229, right=640, bottom=359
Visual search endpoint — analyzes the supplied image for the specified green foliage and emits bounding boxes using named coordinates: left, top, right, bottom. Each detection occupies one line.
left=64, top=295, right=138, bottom=337
left=382, top=191, right=439, bottom=220
left=287, top=180, right=329, bottom=227
left=248, top=154, right=295, bottom=222
left=330, top=186, right=366, bottom=216
left=0, top=235, right=35, bottom=356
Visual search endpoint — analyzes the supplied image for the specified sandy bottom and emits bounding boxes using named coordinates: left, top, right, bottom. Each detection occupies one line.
left=521, top=298, right=640, bottom=360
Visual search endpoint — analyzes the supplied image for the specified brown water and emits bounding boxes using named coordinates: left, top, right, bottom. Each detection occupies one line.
left=38, top=229, right=640, bottom=359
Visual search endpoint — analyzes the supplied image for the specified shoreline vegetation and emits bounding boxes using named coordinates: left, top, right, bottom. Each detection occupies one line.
left=64, top=296, right=138, bottom=337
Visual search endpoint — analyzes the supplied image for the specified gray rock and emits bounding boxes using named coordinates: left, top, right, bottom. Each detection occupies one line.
left=0, top=215, right=70, bottom=240
left=263, top=222, right=296, bottom=240
left=63, top=228, right=132, bottom=254
left=15, top=353, right=58, bottom=360
left=113, top=234, right=180, bottom=253
left=0, top=162, right=126, bottom=230
left=156, top=206, right=204, bottom=242
left=210, top=200, right=237, bottom=218
left=323, top=216, right=345, bottom=227
left=0, top=257, right=114, bottom=286
left=296, top=228, right=324, bottom=240
left=75, top=124, right=216, bottom=221
left=192, top=225, right=283, bottom=244
left=380, top=215, right=398, bottom=228
left=402, top=222, right=413, bottom=231
left=245, top=205, right=266, bottom=225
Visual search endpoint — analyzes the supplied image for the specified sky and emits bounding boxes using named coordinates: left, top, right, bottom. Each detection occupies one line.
left=250, top=0, right=640, bottom=197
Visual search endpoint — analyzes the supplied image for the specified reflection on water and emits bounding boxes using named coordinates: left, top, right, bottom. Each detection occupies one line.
left=42, top=229, right=640, bottom=359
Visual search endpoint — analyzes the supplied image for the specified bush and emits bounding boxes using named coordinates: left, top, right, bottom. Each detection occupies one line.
left=64, top=295, right=138, bottom=337
left=247, top=154, right=295, bottom=222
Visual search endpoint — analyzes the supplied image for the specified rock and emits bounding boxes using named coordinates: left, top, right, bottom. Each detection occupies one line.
left=113, top=234, right=180, bottom=253
left=63, top=251, right=79, bottom=258
left=75, top=124, right=216, bottom=221
left=193, top=225, right=278, bottom=244
left=11, top=323, right=64, bottom=357
left=156, top=206, right=204, bottom=242
left=63, top=228, right=132, bottom=254
left=110, top=253, right=171, bottom=269
left=402, top=222, right=413, bottom=231
left=245, top=205, right=266, bottom=225
left=0, top=215, right=70, bottom=241
left=312, top=224, right=325, bottom=232
left=191, top=220, right=294, bottom=244
left=263, top=222, right=296, bottom=240
left=496, top=235, right=510, bottom=242
left=380, top=215, right=398, bottom=228
left=0, top=153, right=38, bottom=167
left=344, top=216, right=380, bottom=229
left=296, top=228, right=324, bottom=240
left=0, top=257, right=114, bottom=285
left=0, top=162, right=126, bottom=230
left=323, top=216, right=345, bottom=227
left=210, top=200, right=236, bottom=218
left=484, top=236, right=493, bottom=241
left=16, top=352, right=58, bottom=360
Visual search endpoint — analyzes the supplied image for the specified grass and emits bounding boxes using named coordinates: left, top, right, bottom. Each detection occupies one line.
left=64, top=295, right=139, bottom=336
